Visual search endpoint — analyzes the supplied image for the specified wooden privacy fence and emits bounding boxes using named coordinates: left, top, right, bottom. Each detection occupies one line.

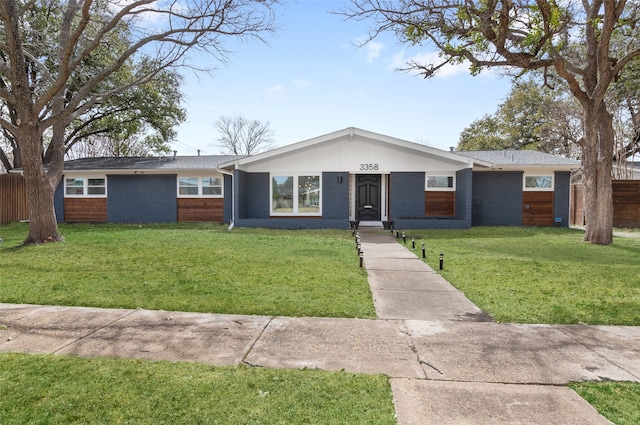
left=612, top=180, right=640, bottom=228
left=0, top=173, right=28, bottom=223
left=571, top=180, right=640, bottom=228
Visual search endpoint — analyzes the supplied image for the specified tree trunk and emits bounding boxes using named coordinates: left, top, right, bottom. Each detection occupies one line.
left=20, top=125, right=63, bottom=244
left=582, top=101, right=614, bottom=245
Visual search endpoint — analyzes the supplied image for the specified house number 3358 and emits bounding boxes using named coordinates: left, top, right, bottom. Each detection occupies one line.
left=359, top=163, right=379, bottom=171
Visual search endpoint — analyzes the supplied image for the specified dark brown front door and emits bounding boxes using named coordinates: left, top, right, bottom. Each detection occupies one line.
left=356, top=174, right=381, bottom=221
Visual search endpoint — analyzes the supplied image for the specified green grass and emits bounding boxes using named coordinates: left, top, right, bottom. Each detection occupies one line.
left=570, top=382, right=640, bottom=425
left=2, top=223, right=639, bottom=423
left=401, top=227, right=640, bottom=325
left=0, top=353, right=395, bottom=425
left=0, top=223, right=374, bottom=319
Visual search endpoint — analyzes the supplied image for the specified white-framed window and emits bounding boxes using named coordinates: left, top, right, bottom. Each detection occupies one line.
left=64, top=177, right=107, bottom=197
left=271, top=174, right=321, bottom=215
left=177, top=176, right=223, bottom=197
left=425, top=174, right=455, bottom=191
left=523, top=173, right=554, bottom=191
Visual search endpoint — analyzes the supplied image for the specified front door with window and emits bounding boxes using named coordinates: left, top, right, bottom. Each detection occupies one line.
left=356, top=174, right=381, bottom=221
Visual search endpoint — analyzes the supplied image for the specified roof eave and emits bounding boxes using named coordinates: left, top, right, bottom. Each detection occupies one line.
left=63, top=167, right=226, bottom=174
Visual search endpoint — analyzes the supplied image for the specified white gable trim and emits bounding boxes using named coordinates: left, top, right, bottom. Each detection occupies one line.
left=219, top=127, right=489, bottom=171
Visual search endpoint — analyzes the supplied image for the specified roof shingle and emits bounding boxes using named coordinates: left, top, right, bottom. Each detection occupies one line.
left=457, top=150, right=580, bottom=166
left=63, top=155, right=241, bottom=171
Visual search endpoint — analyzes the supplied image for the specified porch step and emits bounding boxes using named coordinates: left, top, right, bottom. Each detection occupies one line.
left=358, top=221, right=384, bottom=228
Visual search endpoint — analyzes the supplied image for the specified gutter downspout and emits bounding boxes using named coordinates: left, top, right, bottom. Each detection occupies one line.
left=217, top=167, right=235, bottom=230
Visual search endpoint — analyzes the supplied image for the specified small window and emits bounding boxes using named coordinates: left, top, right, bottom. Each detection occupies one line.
left=87, top=178, right=106, bottom=195
left=65, top=178, right=84, bottom=196
left=524, top=174, right=553, bottom=191
left=65, top=177, right=106, bottom=197
left=426, top=174, right=455, bottom=191
left=271, top=174, right=321, bottom=215
left=178, top=177, right=199, bottom=195
left=177, top=176, right=223, bottom=197
left=202, top=177, right=223, bottom=196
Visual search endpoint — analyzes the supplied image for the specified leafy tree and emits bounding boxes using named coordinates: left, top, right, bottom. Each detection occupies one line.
left=342, top=0, right=640, bottom=245
left=214, top=114, right=275, bottom=155
left=0, top=0, right=277, bottom=244
left=63, top=67, right=186, bottom=160
left=458, top=80, right=582, bottom=158
left=458, top=114, right=505, bottom=151
left=0, top=66, right=186, bottom=167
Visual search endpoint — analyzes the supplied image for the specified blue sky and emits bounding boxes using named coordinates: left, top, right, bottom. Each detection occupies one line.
left=171, top=0, right=514, bottom=155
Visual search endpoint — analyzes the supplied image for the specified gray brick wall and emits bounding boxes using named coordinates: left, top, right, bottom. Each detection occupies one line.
left=107, top=174, right=177, bottom=223
left=472, top=171, right=523, bottom=226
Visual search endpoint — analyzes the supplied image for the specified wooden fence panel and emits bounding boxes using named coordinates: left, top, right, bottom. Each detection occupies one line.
left=570, top=183, right=584, bottom=226
left=0, top=174, right=28, bottom=223
left=571, top=181, right=640, bottom=228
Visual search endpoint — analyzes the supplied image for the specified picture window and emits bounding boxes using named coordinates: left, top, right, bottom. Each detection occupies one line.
left=271, top=174, right=321, bottom=215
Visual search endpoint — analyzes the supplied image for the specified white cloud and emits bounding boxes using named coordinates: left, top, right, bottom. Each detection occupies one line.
left=265, top=84, right=286, bottom=99
left=366, top=42, right=385, bottom=63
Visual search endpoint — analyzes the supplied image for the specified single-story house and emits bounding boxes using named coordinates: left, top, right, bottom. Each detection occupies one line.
left=55, top=127, right=580, bottom=229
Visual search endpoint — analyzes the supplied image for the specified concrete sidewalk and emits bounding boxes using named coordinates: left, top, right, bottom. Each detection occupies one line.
left=1, top=230, right=639, bottom=424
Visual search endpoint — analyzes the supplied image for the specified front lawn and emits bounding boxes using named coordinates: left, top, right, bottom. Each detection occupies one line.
left=402, top=227, right=640, bottom=325
left=0, top=353, right=395, bottom=425
left=570, top=381, right=640, bottom=425
left=0, top=223, right=374, bottom=319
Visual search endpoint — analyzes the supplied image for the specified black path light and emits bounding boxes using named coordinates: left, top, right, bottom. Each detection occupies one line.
left=421, top=242, right=426, bottom=259
left=412, top=237, right=415, bottom=250
left=439, top=253, right=444, bottom=271
left=359, top=252, right=364, bottom=268
left=402, top=232, right=406, bottom=243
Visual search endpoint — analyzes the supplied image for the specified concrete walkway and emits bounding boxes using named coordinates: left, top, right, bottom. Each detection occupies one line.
left=1, top=230, right=639, bottom=424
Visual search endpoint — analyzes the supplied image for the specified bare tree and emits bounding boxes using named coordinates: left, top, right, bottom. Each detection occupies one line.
left=342, top=0, right=640, bottom=245
left=214, top=114, right=275, bottom=155
left=0, top=0, right=277, bottom=244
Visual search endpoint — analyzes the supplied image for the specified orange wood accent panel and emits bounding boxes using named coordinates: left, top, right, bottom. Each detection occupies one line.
left=425, top=191, right=455, bottom=216
left=64, top=198, right=108, bottom=222
left=177, top=198, right=224, bottom=222
left=522, top=191, right=554, bottom=226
